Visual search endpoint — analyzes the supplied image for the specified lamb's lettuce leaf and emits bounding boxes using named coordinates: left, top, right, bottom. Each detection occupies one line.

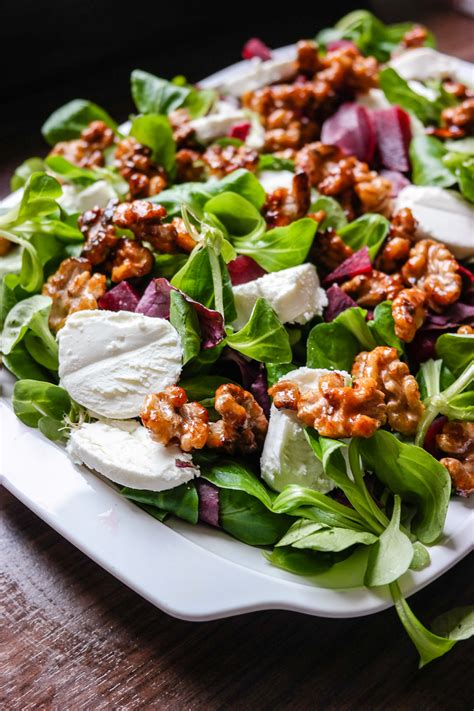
left=42, top=99, right=118, bottom=145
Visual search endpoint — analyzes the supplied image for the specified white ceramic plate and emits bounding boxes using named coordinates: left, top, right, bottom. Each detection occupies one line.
left=1, top=48, right=473, bottom=622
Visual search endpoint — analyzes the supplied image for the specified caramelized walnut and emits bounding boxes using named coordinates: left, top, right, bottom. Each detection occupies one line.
left=341, top=270, right=404, bottom=308
left=175, top=149, right=206, bottom=182
left=296, top=40, right=321, bottom=77
left=391, top=287, right=427, bottom=343
left=441, top=98, right=474, bottom=138
left=169, top=108, right=196, bottom=148
left=269, top=372, right=386, bottom=439
left=202, top=144, right=259, bottom=178
left=0, top=236, right=13, bottom=256
left=437, top=421, right=474, bottom=496
left=310, top=228, right=354, bottom=272
left=112, top=200, right=174, bottom=252
left=141, top=386, right=209, bottom=452
left=207, top=384, right=268, bottom=455
left=49, top=120, right=115, bottom=168
left=263, top=171, right=311, bottom=227
left=110, top=238, right=153, bottom=282
left=295, top=142, right=392, bottom=217
left=376, top=208, right=418, bottom=273
left=401, top=239, right=462, bottom=312
left=458, top=324, right=474, bottom=334
left=115, top=137, right=168, bottom=198
left=401, top=25, right=429, bottom=48
left=42, top=257, right=106, bottom=332
left=352, top=346, right=425, bottom=436
left=79, top=202, right=118, bottom=266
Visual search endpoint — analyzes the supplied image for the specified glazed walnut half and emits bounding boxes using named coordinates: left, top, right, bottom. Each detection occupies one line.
left=263, top=172, right=311, bottom=227
left=141, top=386, right=209, bottom=452
left=352, top=346, right=425, bottom=436
left=269, top=372, right=386, bottom=439
left=42, top=257, right=106, bottom=332
left=401, top=239, right=461, bottom=312
left=49, top=120, right=115, bottom=169
left=437, top=421, right=474, bottom=497
left=142, top=384, right=268, bottom=455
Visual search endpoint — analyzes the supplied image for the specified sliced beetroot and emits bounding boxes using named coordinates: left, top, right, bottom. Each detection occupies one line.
left=321, top=103, right=376, bottom=163
left=242, top=37, right=272, bottom=61
left=323, top=247, right=372, bottom=286
left=196, top=479, right=220, bottom=528
left=227, top=255, right=267, bottom=286
left=324, top=284, right=358, bottom=321
left=98, top=281, right=140, bottom=312
left=136, top=278, right=225, bottom=349
left=423, top=416, right=448, bottom=460
left=373, top=107, right=411, bottom=172
left=228, top=122, right=251, bottom=141
left=381, top=169, right=411, bottom=198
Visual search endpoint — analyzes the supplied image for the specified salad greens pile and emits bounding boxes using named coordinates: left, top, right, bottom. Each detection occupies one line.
left=1, top=8, right=473, bottom=668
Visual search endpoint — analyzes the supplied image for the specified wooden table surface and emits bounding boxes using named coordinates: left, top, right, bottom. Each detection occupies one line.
left=1, top=9, right=474, bottom=710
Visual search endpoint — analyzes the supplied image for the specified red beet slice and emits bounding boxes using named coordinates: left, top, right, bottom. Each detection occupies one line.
left=323, top=247, right=372, bottom=286
left=242, top=38, right=272, bottom=61
left=373, top=107, right=411, bottom=172
left=227, top=255, right=266, bottom=286
left=324, top=284, right=358, bottom=321
left=228, top=122, right=251, bottom=141
left=321, top=102, right=376, bottom=163
left=98, top=281, right=140, bottom=312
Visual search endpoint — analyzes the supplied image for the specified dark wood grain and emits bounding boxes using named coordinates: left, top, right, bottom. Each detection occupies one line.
left=1, top=10, right=474, bottom=710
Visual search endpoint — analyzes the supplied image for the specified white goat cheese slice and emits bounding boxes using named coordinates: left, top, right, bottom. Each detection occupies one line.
left=191, top=110, right=247, bottom=143
left=395, top=186, right=474, bottom=260
left=389, top=48, right=473, bottom=84
left=58, top=310, right=183, bottom=419
left=58, top=180, right=117, bottom=213
left=261, top=367, right=350, bottom=493
left=233, top=264, right=327, bottom=330
left=257, top=169, right=295, bottom=193
left=208, top=56, right=296, bottom=97
left=67, top=419, right=198, bottom=491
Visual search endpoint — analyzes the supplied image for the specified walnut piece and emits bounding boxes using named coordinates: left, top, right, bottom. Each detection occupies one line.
left=376, top=208, right=417, bottom=273
left=263, top=172, right=311, bottom=227
left=441, top=98, right=474, bottom=138
left=437, top=421, right=474, bottom=496
left=341, top=270, right=404, bottom=308
left=110, top=238, right=153, bottom=282
left=141, top=383, right=267, bottom=454
left=458, top=324, right=474, bottom=335
left=79, top=203, right=118, bottom=266
left=169, top=108, right=196, bottom=148
left=115, top=137, right=168, bottom=198
left=295, top=142, right=392, bottom=217
left=310, top=228, right=354, bottom=272
left=141, top=386, right=209, bottom=452
left=391, top=287, right=427, bottom=343
left=352, top=346, right=425, bottom=436
left=207, top=384, right=268, bottom=455
left=0, top=236, right=13, bottom=256
left=202, top=144, right=259, bottom=178
left=42, top=257, right=106, bottom=332
left=49, top=120, right=115, bottom=169
left=401, top=25, right=428, bottom=48
left=401, top=239, right=462, bottom=312
left=175, top=149, right=206, bottom=183
left=269, top=372, right=386, bottom=439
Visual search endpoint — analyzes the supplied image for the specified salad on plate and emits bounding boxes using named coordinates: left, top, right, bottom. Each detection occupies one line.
left=1, top=9, right=473, bottom=667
